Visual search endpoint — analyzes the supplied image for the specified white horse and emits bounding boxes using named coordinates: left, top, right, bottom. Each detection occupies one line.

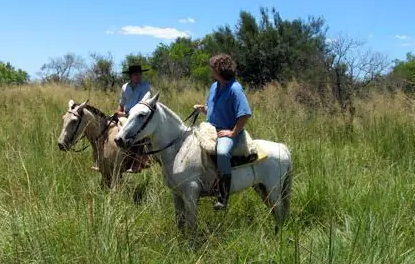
left=114, top=92, right=293, bottom=235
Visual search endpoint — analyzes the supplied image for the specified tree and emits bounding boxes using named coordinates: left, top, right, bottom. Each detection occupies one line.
left=0, top=61, right=29, bottom=85
left=391, top=52, right=415, bottom=93
left=80, top=52, right=119, bottom=91
left=327, top=32, right=390, bottom=106
left=121, top=53, right=155, bottom=82
left=150, top=38, right=196, bottom=79
left=205, top=7, right=330, bottom=88
left=39, top=52, right=85, bottom=84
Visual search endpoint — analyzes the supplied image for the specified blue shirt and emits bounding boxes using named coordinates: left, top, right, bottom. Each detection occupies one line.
left=206, top=79, right=251, bottom=131
left=119, top=81, right=151, bottom=114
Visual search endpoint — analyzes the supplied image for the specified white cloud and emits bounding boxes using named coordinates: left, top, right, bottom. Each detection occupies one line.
left=117, top=25, right=191, bottom=39
left=368, top=34, right=374, bottom=38
left=325, top=38, right=337, bottom=44
left=179, top=17, right=196, bottom=24
left=400, top=42, right=415, bottom=47
left=395, top=35, right=409, bottom=40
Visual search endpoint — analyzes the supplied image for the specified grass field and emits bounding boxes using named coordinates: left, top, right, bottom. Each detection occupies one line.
left=0, top=83, right=415, bottom=263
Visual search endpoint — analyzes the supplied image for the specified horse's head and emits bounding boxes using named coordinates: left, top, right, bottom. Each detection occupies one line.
left=57, top=99, right=89, bottom=151
left=114, top=91, right=160, bottom=149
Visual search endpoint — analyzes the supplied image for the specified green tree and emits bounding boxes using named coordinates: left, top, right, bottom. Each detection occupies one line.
left=121, top=53, right=155, bottom=82
left=391, top=52, right=415, bottom=92
left=0, top=61, right=29, bottom=85
left=150, top=38, right=196, bottom=79
left=80, top=52, right=120, bottom=91
left=204, top=6, right=330, bottom=88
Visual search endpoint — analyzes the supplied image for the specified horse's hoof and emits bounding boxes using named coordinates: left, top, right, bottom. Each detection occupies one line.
left=90, top=166, right=99, bottom=171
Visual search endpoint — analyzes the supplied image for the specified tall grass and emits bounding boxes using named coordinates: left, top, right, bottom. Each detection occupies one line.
left=0, top=83, right=414, bottom=263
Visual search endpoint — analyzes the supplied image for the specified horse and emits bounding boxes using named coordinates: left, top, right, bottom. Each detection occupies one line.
left=57, top=99, right=156, bottom=189
left=113, top=91, right=293, bottom=236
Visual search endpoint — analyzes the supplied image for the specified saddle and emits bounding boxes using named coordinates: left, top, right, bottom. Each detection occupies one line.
left=194, top=122, right=267, bottom=169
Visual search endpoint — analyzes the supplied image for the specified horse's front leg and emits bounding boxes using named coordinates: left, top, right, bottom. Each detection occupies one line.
left=173, top=192, right=185, bottom=232
left=92, top=143, right=98, bottom=167
left=183, top=180, right=201, bottom=236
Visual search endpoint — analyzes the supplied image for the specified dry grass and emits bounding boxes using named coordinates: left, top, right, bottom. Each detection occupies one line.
left=0, top=82, right=415, bottom=263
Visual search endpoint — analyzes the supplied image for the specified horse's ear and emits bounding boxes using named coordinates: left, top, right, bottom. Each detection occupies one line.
left=142, top=91, right=151, bottom=101
left=77, top=99, right=89, bottom=111
left=68, top=99, right=74, bottom=109
left=149, top=91, right=160, bottom=107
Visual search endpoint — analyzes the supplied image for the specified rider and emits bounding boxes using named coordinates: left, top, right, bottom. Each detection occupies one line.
left=194, top=53, right=252, bottom=210
left=115, top=64, right=153, bottom=173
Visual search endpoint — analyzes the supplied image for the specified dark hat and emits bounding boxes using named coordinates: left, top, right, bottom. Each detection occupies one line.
left=122, top=64, right=149, bottom=74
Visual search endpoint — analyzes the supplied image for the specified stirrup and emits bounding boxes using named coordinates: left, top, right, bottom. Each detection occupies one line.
left=213, top=200, right=227, bottom=210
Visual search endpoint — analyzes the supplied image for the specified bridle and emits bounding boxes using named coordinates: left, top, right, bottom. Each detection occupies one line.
left=135, top=101, right=157, bottom=134
left=65, top=108, right=118, bottom=152
left=66, top=109, right=86, bottom=151
left=127, top=102, right=199, bottom=155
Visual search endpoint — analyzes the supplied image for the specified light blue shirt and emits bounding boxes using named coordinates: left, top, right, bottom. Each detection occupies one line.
left=119, top=81, right=151, bottom=114
left=206, top=78, right=251, bottom=131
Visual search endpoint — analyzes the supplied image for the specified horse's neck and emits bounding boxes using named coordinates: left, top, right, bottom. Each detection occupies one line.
left=83, top=110, right=107, bottom=144
left=151, top=104, right=189, bottom=165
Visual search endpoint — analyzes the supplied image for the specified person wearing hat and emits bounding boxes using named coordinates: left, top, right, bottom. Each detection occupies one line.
left=116, top=64, right=151, bottom=117
left=116, top=64, right=153, bottom=173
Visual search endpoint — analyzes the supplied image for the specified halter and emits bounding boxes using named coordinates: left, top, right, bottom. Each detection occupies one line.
left=66, top=109, right=85, bottom=148
left=65, top=108, right=118, bottom=152
left=129, top=102, right=199, bottom=155
left=135, top=101, right=157, bottom=134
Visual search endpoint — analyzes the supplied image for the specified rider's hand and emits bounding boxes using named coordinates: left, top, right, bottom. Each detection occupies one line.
left=116, top=111, right=126, bottom=117
left=217, top=130, right=234, bottom=138
left=193, top=104, right=206, bottom=113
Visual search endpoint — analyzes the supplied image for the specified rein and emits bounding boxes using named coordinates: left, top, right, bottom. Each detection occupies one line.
left=132, top=107, right=200, bottom=156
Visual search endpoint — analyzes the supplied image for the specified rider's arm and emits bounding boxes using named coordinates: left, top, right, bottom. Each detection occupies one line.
left=231, top=84, right=251, bottom=136
left=231, top=115, right=250, bottom=137
left=117, top=84, right=128, bottom=116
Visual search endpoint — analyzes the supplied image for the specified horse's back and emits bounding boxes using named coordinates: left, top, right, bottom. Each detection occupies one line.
left=254, top=139, right=291, bottom=163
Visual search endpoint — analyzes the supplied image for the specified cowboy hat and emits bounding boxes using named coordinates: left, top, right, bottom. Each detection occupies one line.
left=122, top=64, right=150, bottom=74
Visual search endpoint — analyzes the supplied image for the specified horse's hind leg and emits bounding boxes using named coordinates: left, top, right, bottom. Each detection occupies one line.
left=253, top=183, right=281, bottom=233
left=182, top=181, right=201, bottom=236
left=173, top=192, right=186, bottom=232
left=256, top=171, right=291, bottom=235
left=253, top=183, right=268, bottom=203
left=269, top=166, right=293, bottom=234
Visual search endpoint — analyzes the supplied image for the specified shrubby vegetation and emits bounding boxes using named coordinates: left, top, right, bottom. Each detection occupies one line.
left=0, top=61, right=29, bottom=85
left=28, top=7, right=408, bottom=114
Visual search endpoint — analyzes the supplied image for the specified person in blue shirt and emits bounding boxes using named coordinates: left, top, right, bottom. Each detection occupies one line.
left=115, top=64, right=153, bottom=173
left=194, top=54, right=252, bottom=210
left=116, top=65, right=151, bottom=117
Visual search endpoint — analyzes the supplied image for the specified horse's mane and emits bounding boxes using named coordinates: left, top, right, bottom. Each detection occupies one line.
left=157, top=102, right=185, bottom=126
left=72, top=103, right=108, bottom=119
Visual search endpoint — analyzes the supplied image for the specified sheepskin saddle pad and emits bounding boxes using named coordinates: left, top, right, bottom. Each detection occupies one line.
left=193, top=122, right=261, bottom=168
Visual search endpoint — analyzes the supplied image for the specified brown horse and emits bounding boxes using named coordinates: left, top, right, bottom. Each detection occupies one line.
left=57, top=99, right=156, bottom=189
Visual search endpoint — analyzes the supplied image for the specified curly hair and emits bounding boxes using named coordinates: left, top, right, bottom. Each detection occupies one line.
left=209, top=53, right=237, bottom=81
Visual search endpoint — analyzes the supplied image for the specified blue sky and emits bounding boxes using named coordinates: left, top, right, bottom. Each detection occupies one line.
left=0, top=0, right=414, bottom=79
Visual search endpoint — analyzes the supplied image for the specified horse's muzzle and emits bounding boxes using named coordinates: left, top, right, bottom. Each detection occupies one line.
left=114, top=136, right=130, bottom=149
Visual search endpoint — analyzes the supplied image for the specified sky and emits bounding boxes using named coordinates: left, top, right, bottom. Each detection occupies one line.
left=0, top=0, right=414, bottom=79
